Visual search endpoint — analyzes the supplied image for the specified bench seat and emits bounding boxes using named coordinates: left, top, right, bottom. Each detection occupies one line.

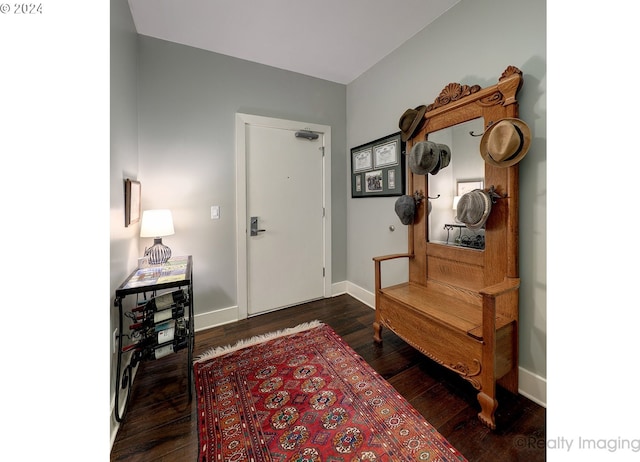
left=380, top=281, right=513, bottom=340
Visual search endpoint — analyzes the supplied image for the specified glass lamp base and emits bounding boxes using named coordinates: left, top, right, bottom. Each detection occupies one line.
left=144, top=238, right=172, bottom=265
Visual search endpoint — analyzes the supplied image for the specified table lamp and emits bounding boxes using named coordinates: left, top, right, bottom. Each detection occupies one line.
left=140, top=209, right=175, bottom=265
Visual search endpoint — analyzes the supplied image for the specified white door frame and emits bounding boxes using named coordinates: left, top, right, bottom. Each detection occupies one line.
left=235, top=113, right=332, bottom=319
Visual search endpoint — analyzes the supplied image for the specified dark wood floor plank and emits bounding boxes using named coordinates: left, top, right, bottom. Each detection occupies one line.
left=386, top=364, right=438, bottom=401
left=111, top=294, right=545, bottom=461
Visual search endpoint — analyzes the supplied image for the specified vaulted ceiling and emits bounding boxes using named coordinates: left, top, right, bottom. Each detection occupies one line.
left=127, top=0, right=461, bottom=84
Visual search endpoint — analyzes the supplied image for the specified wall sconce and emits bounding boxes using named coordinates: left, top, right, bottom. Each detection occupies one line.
left=140, top=209, right=174, bottom=265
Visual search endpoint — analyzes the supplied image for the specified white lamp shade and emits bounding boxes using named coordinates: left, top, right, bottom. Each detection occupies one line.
left=140, top=209, right=175, bottom=237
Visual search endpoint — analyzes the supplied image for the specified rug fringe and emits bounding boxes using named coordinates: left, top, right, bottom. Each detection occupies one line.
left=194, top=320, right=324, bottom=363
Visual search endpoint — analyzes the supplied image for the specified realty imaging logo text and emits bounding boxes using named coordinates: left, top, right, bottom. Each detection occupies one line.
left=518, top=436, right=640, bottom=453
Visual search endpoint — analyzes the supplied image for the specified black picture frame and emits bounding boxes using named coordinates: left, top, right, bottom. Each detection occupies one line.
left=351, top=132, right=405, bottom=198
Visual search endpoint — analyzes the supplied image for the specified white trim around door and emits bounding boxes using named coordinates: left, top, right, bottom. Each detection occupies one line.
left=235, top=113, right=332, bottom=319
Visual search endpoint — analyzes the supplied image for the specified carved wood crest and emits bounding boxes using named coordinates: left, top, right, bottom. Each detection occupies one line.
left=426, top=83, right=481, bottom=112
left=425, top=66, right=522, bottom=113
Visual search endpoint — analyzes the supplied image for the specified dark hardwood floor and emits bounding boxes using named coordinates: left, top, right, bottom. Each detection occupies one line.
left=110, top=294, right=545, bottom=461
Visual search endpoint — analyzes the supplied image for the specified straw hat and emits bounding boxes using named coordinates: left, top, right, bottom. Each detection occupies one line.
left=456, top=189, right=492, bottom=230
left=394, top=195, right=416, bottom=225
left=480, top=118, right=531, bottom=168
left=398, top=105, right=427, bottom=142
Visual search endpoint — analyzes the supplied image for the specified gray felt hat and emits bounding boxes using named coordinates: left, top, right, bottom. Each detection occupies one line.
left=429, top=143, right=452, bottom=175
left=409, top=141, right=439, bottom=175
left=394, top=195, right=416, bottom=225
left=409, top=141, right=452, bottom=176
left=456, top=189, right=492, bottom=230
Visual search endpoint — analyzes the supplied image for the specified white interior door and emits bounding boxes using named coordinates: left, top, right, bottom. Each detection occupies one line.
left=236, top=114, right=331, bottom=317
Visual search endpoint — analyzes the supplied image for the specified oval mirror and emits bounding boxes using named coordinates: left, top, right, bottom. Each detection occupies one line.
left=426, top=117, right=485, bottom=248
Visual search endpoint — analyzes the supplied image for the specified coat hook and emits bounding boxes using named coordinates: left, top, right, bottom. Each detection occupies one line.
left=471, top=119, right=498, bottom=137
left=413, top=190, right=425, bottom=206
left=487, top=185, right=506, bottom=203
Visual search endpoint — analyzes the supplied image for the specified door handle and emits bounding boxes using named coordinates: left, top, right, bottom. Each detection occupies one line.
left=250, top=216, right=266, bottom=236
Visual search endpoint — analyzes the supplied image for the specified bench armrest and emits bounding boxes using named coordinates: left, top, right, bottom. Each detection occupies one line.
left=373, top=253, right=413, bottom=263
left=479, top=277, right=520, bottom=298
left=479, top=277, right=520, bottom=351
left=373, top=253, right=413, bottom=294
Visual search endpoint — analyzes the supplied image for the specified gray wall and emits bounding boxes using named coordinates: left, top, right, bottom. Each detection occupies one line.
left=136, top=37, right=347, bottom=315
left=347, top=0, right=546, bottom=380
left=110, top=0, right=140, bottom=440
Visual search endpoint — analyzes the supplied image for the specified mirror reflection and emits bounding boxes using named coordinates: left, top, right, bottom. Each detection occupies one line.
left=427, top=117, right=485, bottom=247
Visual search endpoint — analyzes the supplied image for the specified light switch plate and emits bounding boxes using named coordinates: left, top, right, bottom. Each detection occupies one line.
left=211, top=205, right=220, bottom=219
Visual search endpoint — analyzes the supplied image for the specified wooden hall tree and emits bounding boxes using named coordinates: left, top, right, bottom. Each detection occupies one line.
left=373, top=66, right=524, bottom=429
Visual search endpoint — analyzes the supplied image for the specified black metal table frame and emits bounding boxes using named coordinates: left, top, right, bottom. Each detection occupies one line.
left=113, top=256, right=194, bottom=423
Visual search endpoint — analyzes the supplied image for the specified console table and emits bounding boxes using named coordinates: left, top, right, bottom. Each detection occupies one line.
left=113, top=255, right=194, bottom=422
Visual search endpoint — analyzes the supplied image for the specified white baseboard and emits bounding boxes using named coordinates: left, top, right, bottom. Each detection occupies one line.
left=517, top=366, right=547, bottom=407
left=194, top=282, right=353, bottom=332
left=330, top=281, right=347, bottom=296
left=194, top=305, right=238, bottom=331
left=345, top=281, right=375, bottom=308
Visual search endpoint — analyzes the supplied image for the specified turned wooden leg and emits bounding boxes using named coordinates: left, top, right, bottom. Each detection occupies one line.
left=373, top=321, right=383, bottom=343
left=478, top=292, right=499, bottom=429
left=477, top=391, right=498, bottom=430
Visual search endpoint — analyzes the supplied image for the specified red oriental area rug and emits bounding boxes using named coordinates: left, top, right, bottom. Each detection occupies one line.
left=194, top=321, right=467, bottom=462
